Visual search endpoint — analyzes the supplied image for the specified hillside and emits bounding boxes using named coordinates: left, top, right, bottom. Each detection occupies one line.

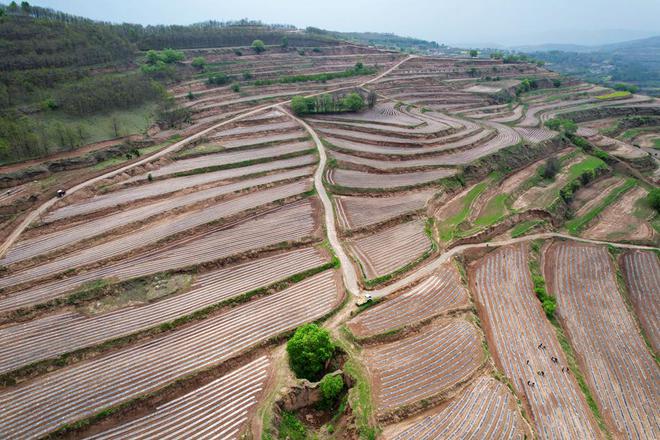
left=520, top=36, right=660, bottom=96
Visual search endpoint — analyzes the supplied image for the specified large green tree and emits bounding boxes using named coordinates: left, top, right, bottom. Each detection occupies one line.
left=286, top=323, right=335, bottom=381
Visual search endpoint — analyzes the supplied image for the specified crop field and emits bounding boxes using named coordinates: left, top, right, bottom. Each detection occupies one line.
left=620, top=251, right=660, bottom=352
left=471, top=244, right=601, bottom=439
left=334, top=189, right=436, bottom=231
left=328, top=167, right=453, bottom=190
left=0, top=199, right=319, bottom=312
left=545, top=242, right=659, bottom=439
left=364, top=319, right=484, bottom=413
left=90, top=356, right=272, bottom=439
left=0, top=270, right=340, bottom=439
left=2, top=170, right=313, bottom=265
left=0, top=180, right=313, bottom=289
left=347, top=263, right=469, bottom=338
left=347, top=219, right=432, bottom=280
left=385, top=376, right=530, bottom=439
left=0, top=247, right=327, bottom=374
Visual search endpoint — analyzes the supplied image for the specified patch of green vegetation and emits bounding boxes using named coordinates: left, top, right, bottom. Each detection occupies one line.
left=566, top=156, right=606, bottom=181
left=78, top=274, right=192, bottom=315
left=35, top=101, right=157, bottom=148
left=277, top=412, right=308, bottom=440
left=438, top=182, right=487, bottom=241
left=474, top=194, right=509, bottom=227
left=528, top=257, right=556, bottom=319
left=287, top=323, right=335, bottom=381
left=653, top=138, right=660, bottom=149
left=92, top=139, right=171, bottom=170
left=595, top=91, right=631, bottom=100
left=342, top=357, right=378, bottom=440
left=565, top=179, right=637, bottom=235
left=511, top=220, right=544, bottom=238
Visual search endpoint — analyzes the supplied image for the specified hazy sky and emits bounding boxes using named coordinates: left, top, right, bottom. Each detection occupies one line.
left=34, top=0, right=660, bottom=47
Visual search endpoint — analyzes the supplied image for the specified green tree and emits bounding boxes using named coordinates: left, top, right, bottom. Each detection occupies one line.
left=281, top=36, right=289, bottom=48
left=319, top=374, right=344, bottom=407
left=231, top=82, right=240, bottom=92
left=541, top=157, right=560, bottom=179
left=251, top=39, right=266, bottom=53
left=469, top=49, right=479, bottom=57
left=648, top=188, right=660, bottom=212
left=208, top=73, right=230, bottom=85
left=191, top=56, right=206, bottom=69
left=286, top=324, right=334, bottom=380
left=545, top=118, right=577, bottom=134
left=291, top=95, right=311, bottom=115
left=341, top=92, right=365, bottom=112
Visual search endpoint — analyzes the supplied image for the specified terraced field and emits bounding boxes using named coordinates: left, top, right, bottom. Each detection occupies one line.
left=347, top=219, right=432, bottom=280
left=620, top=251, right=660, bottom=352
left=0, top=199, right=319, bottom=312
left=364, top=319, right=484, bottom=413
left=0, top=271, right=340, bottom=439
left=347, top=264, right=469, bottom=338
left=328, top=167, right=452, bottom=190
left=90, top=356, right=272, bottom=439
left=471, top=244, right=600, bottom=439
left=385, top=376, right=530, bottom=439
left=545, top=242, right=659, bottom=439
left=334, top=190, right=436, bottom=231
left=0, top=247, right=327, bottom=374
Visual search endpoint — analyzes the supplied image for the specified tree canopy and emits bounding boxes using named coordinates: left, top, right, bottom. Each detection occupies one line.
left=286, top=323, right=335, bottom=381
left=251, top=39, right=266, bottom=53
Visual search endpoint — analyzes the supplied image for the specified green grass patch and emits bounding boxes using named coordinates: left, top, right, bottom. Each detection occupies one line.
left=566, top=156, right=607, bottom=181
left=565, top=179, right=637, bottom=235
left=34, top=102, right=158, bottom=150
left=474, top=194, right=509, bottom=227
left=277, top=412, right=308, bottom=440
left=438, top=182, right=488, bottom=241
left=511, top=220, right=544, bottom=238
left=653, top=138, right=660, bottom=149
left=595, top=91, right=631, bottom=100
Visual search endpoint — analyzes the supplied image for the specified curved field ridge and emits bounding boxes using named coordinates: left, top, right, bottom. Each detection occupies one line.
left=347, top=264, right=469, bottom=338
left=471, top=244, right=600, bottom=439
left=0, top=271, right=340, bottom=439
left=0, top=200, right=318, bottom=313
left=347, top=219, right=431, bottom=280
left=621, top=251, right=660, bottom=352
left=364, top=319, right=484, bottom=412
left=546, top=242, right=660, bottom=439
left=89, top=356, right=271, bottom=439
left=0, top=248, right=326, bottom=374
left=388, top=376, right=529, bottom=440
left=334, top=190, right=435, bottom=231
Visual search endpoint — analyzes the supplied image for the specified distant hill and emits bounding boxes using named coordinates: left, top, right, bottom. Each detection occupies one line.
left=517, top=36, right=660, bottom=96
left=305, top=27, right=441, bottom=52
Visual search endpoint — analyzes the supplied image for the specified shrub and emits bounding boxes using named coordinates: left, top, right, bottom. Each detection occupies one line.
left=286, top=323, right=334, bottom=381
left=208, top=73, right=231, bottom=85
left=278, top=412, right=306, bottom=440
left=242, top=71, right=253, bottom=80
left=541, top=157, right=560, bottom=179
left=319, top=374, right=344, bottom=406
left=648, top=188, right=660, bottom=212
left=312, top=47, right=322, bottom=53
left=191, top=56, right=206, bottom=69
left=281, top=36, right=289, bottom=48
left=469, top=49, right=478, bottom=57
left=233, top=48, right=242, bottom=56
left=186, top=91, right=195, bottom=100
left=545, top=118, right=577, bottom=134
left=251, top=39, right=266, bottom=53
left=553, top=79, right=562, bottom=88
left=231, top=83, right=240, bottom=92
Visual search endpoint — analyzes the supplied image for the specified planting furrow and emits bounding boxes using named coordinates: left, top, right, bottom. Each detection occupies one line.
left=45, top=155, right=316, bottom=222
left=546, top=242, right=659, bottom=439
left=347, top=264, right=469, bottom=338
left=514, top=127, right=557, bottom=144
left=89, top=356, right=271, bottom=439
left=387, top=376, right=529, bottom=439
left=0, top=271, right=340, bottom=439
left=621, top=251, right=660, bottom=352
left=0, top=180, right=312, bottom=289
left=334, top=190, right=435, bottom=231
left=0, top=247, right=326, bottom=374
left=329, top=150, right=459, bottom=172
left=3, top=168, right=313, bottom=265
left=365, top=319, right=483, bottom=412
left=347, top=219, right=431, bottom=280
left=471, top=244, right=600, bottom=439
left=0, top=200, right=318, bottom=313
